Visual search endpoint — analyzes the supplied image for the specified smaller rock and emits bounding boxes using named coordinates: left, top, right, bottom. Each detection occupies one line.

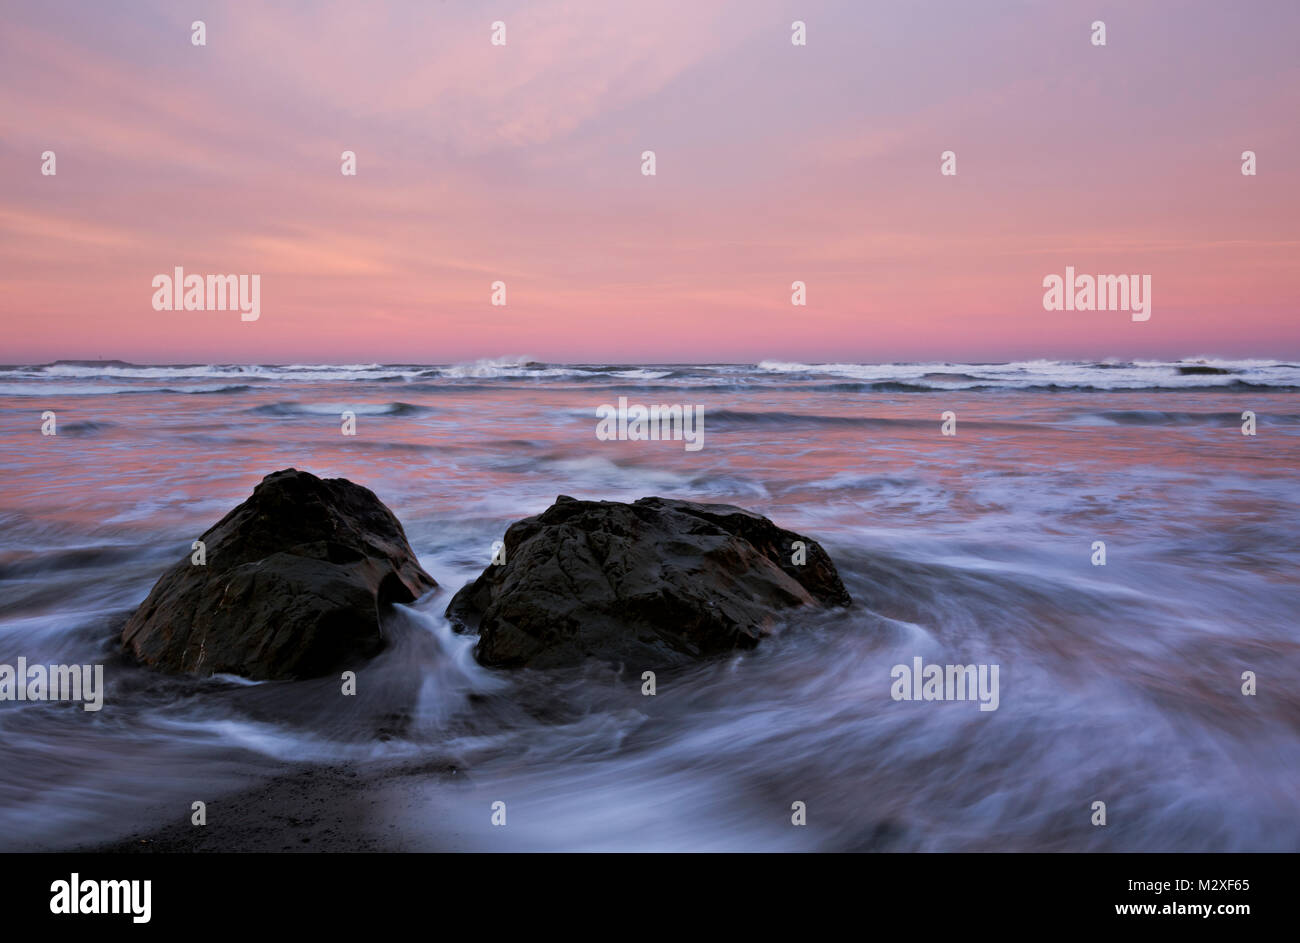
left=121, top=469, right=436, bottom=680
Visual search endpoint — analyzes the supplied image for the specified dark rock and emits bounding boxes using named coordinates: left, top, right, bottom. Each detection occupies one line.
left=121, top=469, right=436, bottom=680
left=446, top=496, right=850, bottom=668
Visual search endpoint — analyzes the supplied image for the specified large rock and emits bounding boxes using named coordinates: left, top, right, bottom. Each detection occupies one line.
left=121, top=469, right=436, bottom=680
left=446, top=496, right=851, bottom=668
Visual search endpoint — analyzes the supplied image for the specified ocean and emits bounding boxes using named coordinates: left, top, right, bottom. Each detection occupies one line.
left=1, top=358, right=1297, bottom=851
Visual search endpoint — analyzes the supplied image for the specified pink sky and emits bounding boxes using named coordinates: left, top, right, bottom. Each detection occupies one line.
left=1, top=0, right=1297, bottom=364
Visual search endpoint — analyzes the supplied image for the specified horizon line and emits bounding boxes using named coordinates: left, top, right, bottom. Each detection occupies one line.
left=6, top=355, right=1299, bottom=369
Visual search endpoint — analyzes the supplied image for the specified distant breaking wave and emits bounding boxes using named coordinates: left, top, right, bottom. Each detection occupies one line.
left=753, top=359, right=1300, bottom=391
left=0, top=358, right=1296, bottom=395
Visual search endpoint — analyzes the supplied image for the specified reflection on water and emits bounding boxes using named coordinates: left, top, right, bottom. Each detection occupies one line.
left=0, top=362, right=1297, bottom=850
